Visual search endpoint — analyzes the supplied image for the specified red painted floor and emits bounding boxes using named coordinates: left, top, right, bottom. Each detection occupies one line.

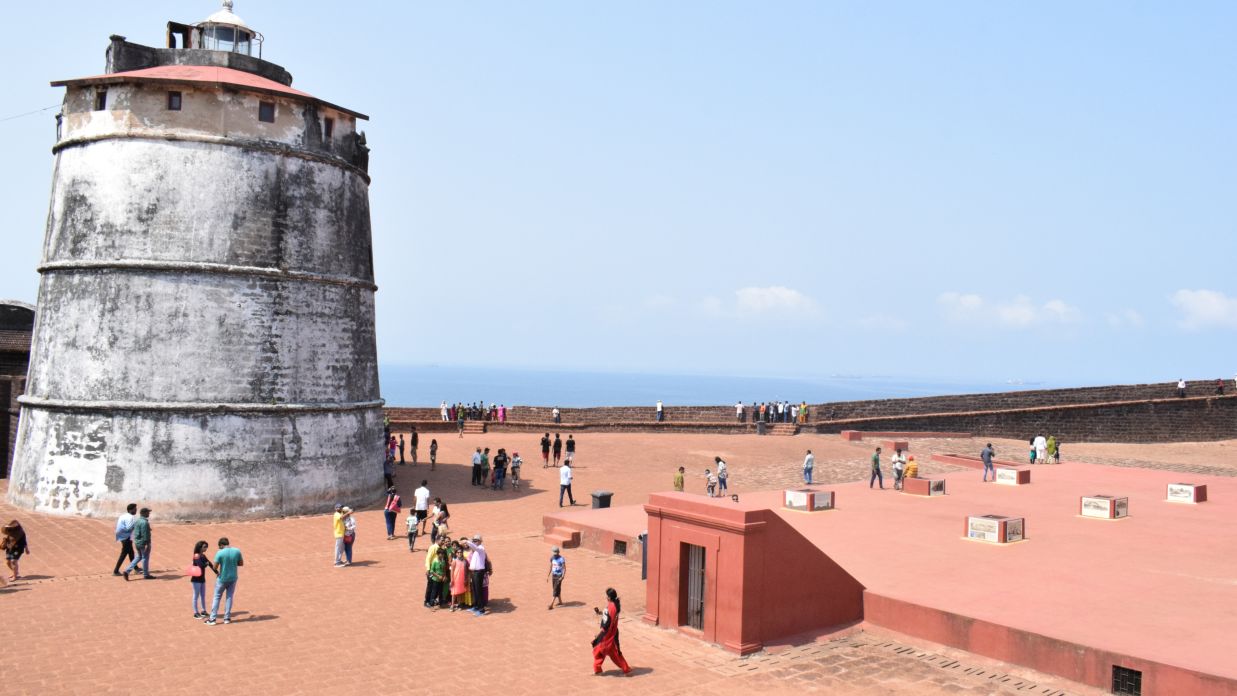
left=766, top=463, right=1236, bottom=682
left=560, top=460, right=1236, bottom=684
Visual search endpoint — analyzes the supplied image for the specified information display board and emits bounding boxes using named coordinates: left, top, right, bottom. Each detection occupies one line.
left=1080, top=495, right=1129, bottom=519
left=1166, top=483, right=1207, bottom=504
left=965, top=514, right=1025, bottom=543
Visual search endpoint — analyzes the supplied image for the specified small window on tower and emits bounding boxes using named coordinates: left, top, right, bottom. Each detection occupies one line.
left=94, top=89, right=108, bottom=111
left=167, top=91, right=182, bottom=111
left=324, top=117, right=334, bottom=140
left=258, top=101, right=275, bottom=123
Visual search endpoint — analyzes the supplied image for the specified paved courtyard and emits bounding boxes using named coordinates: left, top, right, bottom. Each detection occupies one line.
left=5, top=431, right=1222, bottom=695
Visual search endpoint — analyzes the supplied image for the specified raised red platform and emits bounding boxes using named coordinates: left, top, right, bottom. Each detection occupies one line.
left=637, top=462, right=1237, bottom=694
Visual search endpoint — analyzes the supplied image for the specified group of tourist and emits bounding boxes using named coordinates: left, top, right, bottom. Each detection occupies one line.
left=108, top=502, right=243, bottom=625
left=736, top=400, right=810, bottom=424
left=538, top=432, right=576, bottom=468
left=385, top=428, right=438, bottom=470
left=1028, top=434, right=1062, bottom=464
left=467, top=446, right=525, bottom=490
left=441, top=401, right=510, bottom=423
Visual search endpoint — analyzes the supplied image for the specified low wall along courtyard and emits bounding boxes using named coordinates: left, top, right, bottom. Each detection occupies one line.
left=386, top=380, right=1237, bottom=443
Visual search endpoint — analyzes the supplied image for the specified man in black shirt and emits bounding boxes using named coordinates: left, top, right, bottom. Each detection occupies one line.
left=541, top=433, right=552, bottom=468
left=565, top=435, right=576, bottom=463
left=552, top=434, right=563, bottom=466
left=492, top=448, right=509, bottom=490
left=410, top=427, right=419, bottom=465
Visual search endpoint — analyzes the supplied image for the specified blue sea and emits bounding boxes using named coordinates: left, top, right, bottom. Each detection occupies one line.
left=377, top=365, right=1058, bottom=407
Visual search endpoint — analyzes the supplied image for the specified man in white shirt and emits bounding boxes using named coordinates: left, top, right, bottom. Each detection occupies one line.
left=1177, top=379, right=1187, bottom=398
left=735, top=401, right=744, bottom=423
left=803, top=450, right=815, bottom=485
left=655, top=400, right=664, bottom=422
left=413, top=480, right=431, bottom=534
left=112, top=503, right=137, bottom=575
left=559, top=460, right=577, bottom=507
left=440, top=401, right=448, bottom=421
left=777, top=401, right=785, bottom=422
left=463, top=534, right=489, bottom=615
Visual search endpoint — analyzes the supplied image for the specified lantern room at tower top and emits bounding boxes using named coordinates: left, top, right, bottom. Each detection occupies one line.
left=168, top=0, right=264, bottom=58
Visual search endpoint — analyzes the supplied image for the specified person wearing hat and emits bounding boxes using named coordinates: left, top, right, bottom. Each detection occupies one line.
left=463, top=534, right=489, bottom=615
left=904, top=455, right=919, bottom=480
left=547, top=545, right=566, bottom=610
left=332, top=503, right=347, bottom=567
left=123, top=508, right=153, bottom=580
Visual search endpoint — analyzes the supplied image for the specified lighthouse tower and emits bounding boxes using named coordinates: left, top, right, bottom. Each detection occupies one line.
left=8, top=2, right=383, bottom=520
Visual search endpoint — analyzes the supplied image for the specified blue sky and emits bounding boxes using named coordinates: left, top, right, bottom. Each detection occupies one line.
left=1, top=1, right=1234, bottom=385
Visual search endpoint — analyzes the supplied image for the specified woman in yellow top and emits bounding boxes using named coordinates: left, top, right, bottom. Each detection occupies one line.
left=904, top=456, right=919, bottom=480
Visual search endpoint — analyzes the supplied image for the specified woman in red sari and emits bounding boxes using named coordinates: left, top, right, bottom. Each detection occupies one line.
left=592, top=587, right=633, bottom=675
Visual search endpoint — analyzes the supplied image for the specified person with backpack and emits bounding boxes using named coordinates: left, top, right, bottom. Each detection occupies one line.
left=540, top=433, right=552, bottom=468
left=565, top=435, right=577, bottom=463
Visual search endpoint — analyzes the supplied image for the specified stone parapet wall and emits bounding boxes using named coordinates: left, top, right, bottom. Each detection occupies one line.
left=387, top=381, right=1237, bottom=442
left=812, top=395, right=1237, bottom=443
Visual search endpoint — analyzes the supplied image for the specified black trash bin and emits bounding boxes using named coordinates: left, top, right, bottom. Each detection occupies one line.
left=592, top=490, right=613, bottom=509
left=757, top=421, right=767, bottom=436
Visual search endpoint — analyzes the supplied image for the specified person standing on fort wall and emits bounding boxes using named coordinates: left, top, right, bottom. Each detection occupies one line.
left=869, top=447, right=885, bottom=490
left=655, top=400, right=664, bottom=422
left=1177, top=378, right=1187, bottom=397
left=441, top=401, right=449, bottom=421
left=735, top=401, right=744, bottom=423
left=553, top=406, right=561, bottom=423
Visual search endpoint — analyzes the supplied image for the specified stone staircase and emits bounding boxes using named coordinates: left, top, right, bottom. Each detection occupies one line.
left=461, top=421, right=486, bottom=434
left=544, top=525, right=581, bottom=549
left=769, top=423, right=799, bottom=436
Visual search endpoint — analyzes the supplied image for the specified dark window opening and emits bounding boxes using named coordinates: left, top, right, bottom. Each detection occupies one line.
left=258, top=101, right=275, bottom=123
left=323, top=117, right=334, bottom=139
left=612, top=540, right=627, bottom=556
left=1112, top=666, right=1142, bottom=696
left=167, top=91, right=182, bottom=111
left=94, top=89, right=108, bottom=111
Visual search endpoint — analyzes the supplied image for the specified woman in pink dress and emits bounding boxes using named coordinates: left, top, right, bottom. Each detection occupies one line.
left=450, top=546, right=469, bottom=611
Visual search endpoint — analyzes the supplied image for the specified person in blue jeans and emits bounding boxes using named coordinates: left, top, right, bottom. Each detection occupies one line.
left=869, top=447, right=884, bottom=489
left=803, top=450, right=814, bottom=485
left=981, top=443, right=996, bottom=482
left=123, top=507, right=153, bottom=580
left=206, top=537, right=243, bottom=626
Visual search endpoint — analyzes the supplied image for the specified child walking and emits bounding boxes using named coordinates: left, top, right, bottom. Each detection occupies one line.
left=190, top=540, right=217, bottom=618
left=674, top=466, right=685, bottom=492
left=3, top=521, right=30, bottom=582
left=511, top=451, right=523, bottom=490
left=704, top=469, right=718, bottom=497
left=406, top=508, right=419, bottom=552
left=429, top=439, right=438, bottom=470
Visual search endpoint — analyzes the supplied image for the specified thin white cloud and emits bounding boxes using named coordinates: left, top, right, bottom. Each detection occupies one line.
left=1171, top=289, right=1237, bottom=330
left=644, top=294, right=675, bottom=309
left=1106, top=309, right=1145, bottom=329
left=734, top=286, right=818, bottom=316
left=938, top=292, right=1081, bottom=328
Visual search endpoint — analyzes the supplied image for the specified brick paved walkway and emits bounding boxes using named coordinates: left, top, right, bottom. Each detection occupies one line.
left=3, top=431, right=1198, bottom=694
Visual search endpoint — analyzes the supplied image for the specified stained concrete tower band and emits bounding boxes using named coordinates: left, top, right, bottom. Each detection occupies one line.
left=8, top=2, right=384, bottom=519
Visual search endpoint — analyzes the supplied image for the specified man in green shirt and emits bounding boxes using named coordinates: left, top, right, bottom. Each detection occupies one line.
left=870, top=447, right=885, bottom=490
left=206, top=537, right=244, bottom=625
left=122, top=507, right=153, bottom=580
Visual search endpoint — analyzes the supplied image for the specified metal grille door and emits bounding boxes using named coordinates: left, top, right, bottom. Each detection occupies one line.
left=685, top=543, right=706, bottom=630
